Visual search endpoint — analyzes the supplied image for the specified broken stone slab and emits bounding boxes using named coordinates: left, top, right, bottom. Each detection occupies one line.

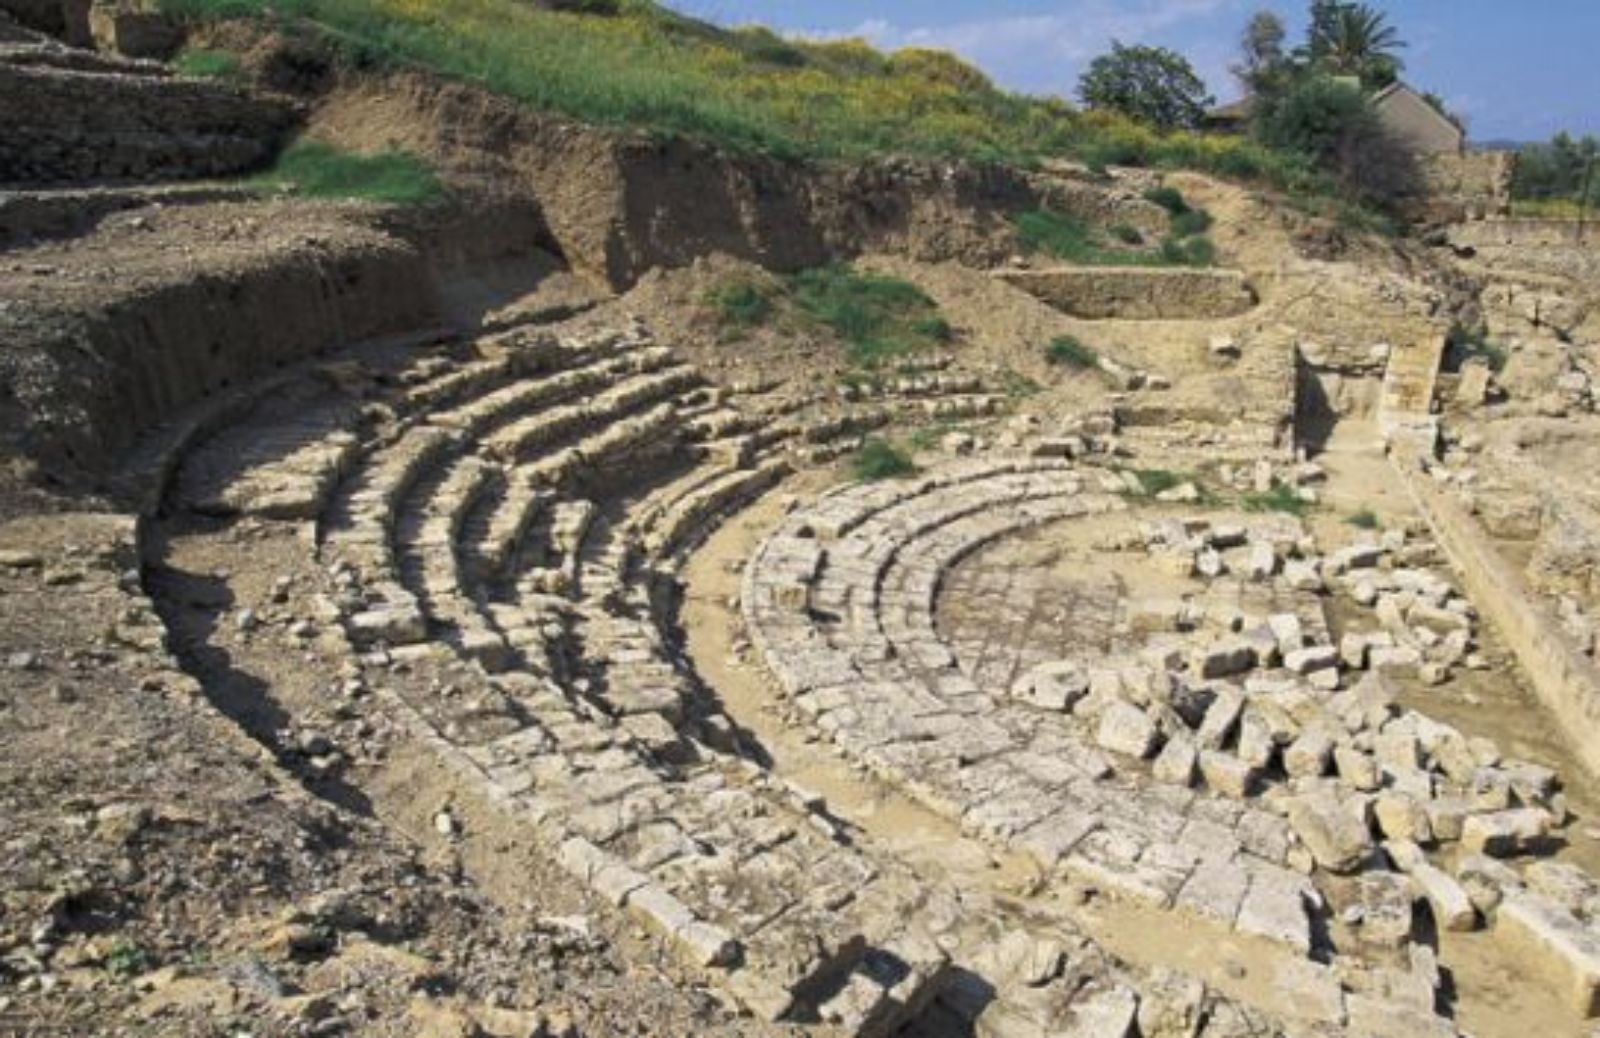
left=1286, top=789, right=1374, bottom=873
left=1351, top=871, right=1415, bottom=949
left=1387, top=840, right=1478, bottom=932
left=1246, top=542, right=1279, bottom=581
left=1236, top=870, right=1313, bottom=954
left=1284, top=644, right=1339, bottom=676
left=1192, top=638, right=1257, bottom=679
left=1334, top=745, right=1381, bottom=793
left=1195, top=687, right=1244, bottom=749
left=1461, top=807, right=1551, bottom=857
left=1095, top=701, right=1162, bottom=759
left=1198, top=750, right=1258, bottom=799
left=1013, top=661, right=1089, bottom=712
left=1267, top=613, right=1305, bottom=655
left=1373, top=792, right=1433, bottom=844
left=1456, top=854, right=1521, bottom=914
left=1152, top=733, right=1199, bottom=787
left=1284, top=729, right=1334, bottom=779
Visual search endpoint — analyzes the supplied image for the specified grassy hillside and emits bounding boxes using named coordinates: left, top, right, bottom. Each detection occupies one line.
left=163, top=0, right=1333, bottom=198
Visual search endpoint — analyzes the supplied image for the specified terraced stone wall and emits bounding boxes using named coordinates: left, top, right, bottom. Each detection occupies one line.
left=0, top=61, right=295, bottom=184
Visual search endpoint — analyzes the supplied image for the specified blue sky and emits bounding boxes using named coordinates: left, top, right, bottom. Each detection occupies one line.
left=674, top=0, right=1599, bottom=142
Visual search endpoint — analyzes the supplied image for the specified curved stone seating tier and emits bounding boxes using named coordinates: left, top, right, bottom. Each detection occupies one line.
left=741, top=458, right=1577, bottom=1026
left=373, top=639, right=949, bottom=1032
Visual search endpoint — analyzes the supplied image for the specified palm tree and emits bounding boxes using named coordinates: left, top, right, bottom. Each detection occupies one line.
left=1305, top=1, right=1405, bottom=88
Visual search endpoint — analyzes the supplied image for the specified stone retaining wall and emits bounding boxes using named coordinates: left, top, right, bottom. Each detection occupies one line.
left=1394, top=454, right=1600, bottom=777
left=1451, top=218, right=1600, bottom=251
left=996, top=266, right=1258, bottom=320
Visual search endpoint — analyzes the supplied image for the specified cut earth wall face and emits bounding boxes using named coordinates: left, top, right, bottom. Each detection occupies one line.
left=995, top=266, right=1258, bottom=320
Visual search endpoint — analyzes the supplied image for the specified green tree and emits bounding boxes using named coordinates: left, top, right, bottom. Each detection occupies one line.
left=1255, top=75, right=1417, bottom=201
left=1514, top=131, right=1600, bottom=202
left=1304, top=1, right=1405, bottom=89
left=1232, top=10, right=1290, bottom=94
left=1078, top=41, right=1214, bottom=131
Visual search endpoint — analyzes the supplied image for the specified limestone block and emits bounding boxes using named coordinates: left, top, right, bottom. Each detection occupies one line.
left=1236, top=870, right=1312, bottom=953
left=1462, top=807, right=1551, bottom=857
left=1373, top=792, right=1433, bottom=844
left=1496, top=891, right=1600, bottom=1016
left=1199, top=750, right=1257, bottom=798
left=1284, top=729, right=1334, bottom=779
left=1286, top=790, right=1374, bottom=872
left=1096, top=701, right=1161, bottom=759
left=1152, top=733, right=1199, bottom=787
left=1354, top=871, right=1416, bottom=949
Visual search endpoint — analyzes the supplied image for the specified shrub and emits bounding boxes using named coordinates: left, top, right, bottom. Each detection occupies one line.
left=1043, top=335, right=1099, bottom=369
left=1445, top=323, right=1508, bottom=373
left=1347, top=508, right=1381, bottom=530
left=106, top=941, right=151, bottom=977
left=1169, top=207, right=1213, bottom=237
left=253, top=140, right=442, bottom=204
left=1110, top=223, right=1143, bottom=245
left=853, top=437, right=916, bottom=481
left=707, top=280, right=772, bottom=329
left=1253, top=75, right=1420, bottom=204
left=910, top=315, right=954, bottom=342
left=172, top=47, right=242, bottom=79
left=1143, top=185, right=1189, bottom=215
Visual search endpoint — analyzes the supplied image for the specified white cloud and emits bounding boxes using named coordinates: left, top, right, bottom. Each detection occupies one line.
left=794, top=0, right=1246, bottom=99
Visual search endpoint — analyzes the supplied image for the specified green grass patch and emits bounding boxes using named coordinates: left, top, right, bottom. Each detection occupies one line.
left=852, top=437, right=917, bottom=481
left=1346, top=508, right=1381, bottom=530
left=1130, top=468, right=1190, bottom=497
left=789, top=265, right=948, bottom=367
left=1243, top=482, right=1309, bottom=517
left=252, top=140, right=442, bottom=204
left=1043, top=335, right=1098, bottom=370
left=172, top=47, right=243, bottom=80
left=1014, top=208, right=1213, bottom=268
left=705, top=265, right=953, bottom=368
left=1445, top=323, right=1508, bottom=374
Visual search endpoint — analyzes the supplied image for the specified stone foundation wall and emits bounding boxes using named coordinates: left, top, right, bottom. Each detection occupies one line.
left=995, top=266, right=1258, bottom=320
left=1395, top=455, right=1600, bottom=777
left=0, top=62, right=295, bottom=184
